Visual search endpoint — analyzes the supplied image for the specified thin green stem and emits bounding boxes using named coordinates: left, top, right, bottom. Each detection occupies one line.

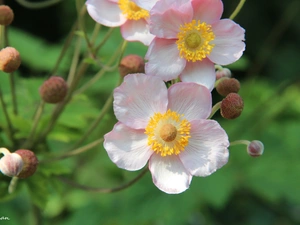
left=94, top=27, right=115, bottom=53
left=70, top=94, right=113, bottom=149
left=8, top=176, right=19, bottom=194
left=208, top=101, right=221, bottom=119
left=76, top=0, right=96, bottom=58
left=67, top=33, right=83, bottom=86
left=22, top=101, right=45, bottom=149
left=91, top=23, right=102, bottom=45
left=230, top=140, right=250, bottom=147
left=41, top=137, right=104, bottom=163
left=50, top=21, right=78, bottom=76
left=0, top=87, right=15, bottom=145
left=74, top=40, right=127, bottom=95
left=15, top=0, right=63, bottom=9
left=229, top=0, right=246, bottom=20
left=9, top=73, right=18, bottom=115
left=58, top=167, right=149, bottom=193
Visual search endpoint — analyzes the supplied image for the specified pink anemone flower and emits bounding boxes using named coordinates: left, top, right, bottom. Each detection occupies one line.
left=86, top=0, right=155, bottom=45
left=104, top=74, right=229, bottom=194
left=142, top=0, right=245, bottom=90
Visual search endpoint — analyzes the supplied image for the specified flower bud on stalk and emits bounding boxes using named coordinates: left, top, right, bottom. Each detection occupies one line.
left=247, top=140, right=264, bottom=157
left=216, top=77, right=240, bottom=96
left=0, top=148, right=38, bottom=178
left=216, top=67, right=231, bottom=80
left=39, top=76, right=68, bottom=104
left=221, top=93, right=244, bottom=119
left=0, top=5, right=14, bottom=26
left=119, top=54, right=145, bottom=78
left=0, top=47, right=21, bottom=73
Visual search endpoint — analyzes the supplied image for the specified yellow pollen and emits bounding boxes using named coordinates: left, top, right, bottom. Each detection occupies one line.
left=145, top=109, right=191, bottom=157
left=118, top=0, right=149, bottom=20
left=176, top=20, right=215, bottom=62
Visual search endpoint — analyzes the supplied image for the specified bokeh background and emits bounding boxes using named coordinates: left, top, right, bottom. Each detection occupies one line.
left=0, top=0, right=300, bottom=224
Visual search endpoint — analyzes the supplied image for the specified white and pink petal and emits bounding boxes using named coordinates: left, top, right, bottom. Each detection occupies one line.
left=149, top=154, right=192, bottom=194
left=167, top=82, right=212, bottom=121
left=179, top=119, right=229, bottom=177
left=121, top=19, right=155, bottom=46
left=114, top=74, right=168, bottom=129
left=132, top=0, right=159, bottom=11
left=145, top=38, right=186, bottom=81
left=149, top=0, right=193, bottom=38
left=104, top=122, right=153, bottom=171
left=86, top=0, right=127, bottom=27
left=192, top=0, right=223, bottom=24
left=180, top=59, right=216, bottom=91
left=209, top=19, right=245, bottom=65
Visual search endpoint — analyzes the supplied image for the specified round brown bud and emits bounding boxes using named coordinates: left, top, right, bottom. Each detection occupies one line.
left=0, top=153, right=24, bottom=177
left=247, top=140, right=264, bottom=157
left=0, top=5, right=14, bottom=26
left=39, top=76, right=68, bottom=104
left=216, top=68, right=231, bottom=80
left=0, top=47, right=21, bottom=73
left=14, top=149, right=38, bottom=179
left=216, top=77, right=240, bottom=96
left=221, top=93, right=244, bottom=119
left=119, top=54, right=145, bottom=78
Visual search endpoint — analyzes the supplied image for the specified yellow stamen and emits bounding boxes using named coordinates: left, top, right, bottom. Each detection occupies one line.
left=176, top=20, right=215, bottom=62
left=145, top=109, right=191, bottom=157
left=118, top=0, right=149, bottom=20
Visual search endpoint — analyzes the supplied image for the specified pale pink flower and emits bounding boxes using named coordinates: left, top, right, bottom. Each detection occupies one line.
left=86, top=0, right=155, bottom=45
left=104, top=74, right=229, bottom=194
left=143, top=0, right=245, bottom=90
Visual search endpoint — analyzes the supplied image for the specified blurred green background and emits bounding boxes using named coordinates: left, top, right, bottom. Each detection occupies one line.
left=0, top=0, right=300, bottom=224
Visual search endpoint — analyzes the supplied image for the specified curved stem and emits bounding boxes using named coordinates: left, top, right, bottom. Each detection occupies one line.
left=230, top=140, right=250, bottom=147
left=15, top=0, right=63, bottom=9
left=208, top=101, right=221, bottom=119
left=58, top=167, right=148, bottom=193
left=67, top=32, right=83, bottom=86
left=41, top=137, right=104, bottom=163
left=94, top=27, right=115, bottom=53
left=74, top=40, right=127, bottom=95
left=50, top=21, right=78, bottom=76
left=0, top=87, right=15, bottom=145
left=69, top=93, right=113, bottom=149
left=8, top=176, right=19, bottom=194
left=229, top=0, right=246, bottom=20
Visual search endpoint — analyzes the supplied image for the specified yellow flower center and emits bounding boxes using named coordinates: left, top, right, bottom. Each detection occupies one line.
left=118, top=0, right=149, bottom=20
left=176, top=20, right=215, bottom=62
left=145, top=109, right=191, bottom=157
